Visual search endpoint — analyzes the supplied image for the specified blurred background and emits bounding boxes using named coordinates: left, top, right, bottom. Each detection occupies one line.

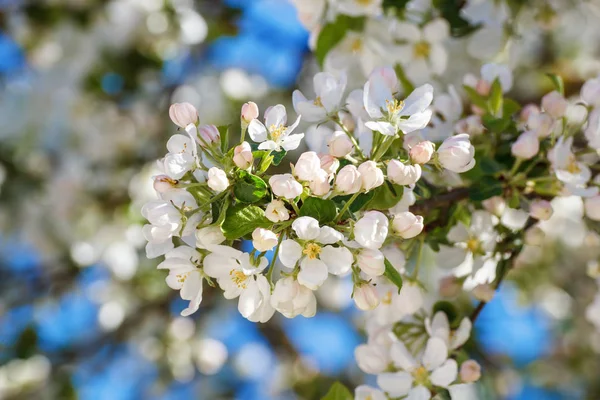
left=1, top=0, right=600, bottom=399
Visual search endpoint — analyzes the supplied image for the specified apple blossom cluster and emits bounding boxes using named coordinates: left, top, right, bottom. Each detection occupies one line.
left=144, top=66, right=480, bottom=323
left=143, top=38, right=600, bottom=398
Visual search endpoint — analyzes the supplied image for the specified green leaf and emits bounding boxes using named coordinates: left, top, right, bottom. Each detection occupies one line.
left=463, top=85, right=488, bottom=110
left=503, top=98, right=522, bottom=117
left=433, top=0, right=481, bottom=37
left=546, top=73, right=564, bottom=95
left=233, top=171, right=268, bottom=203
left=315, top=15, right=364, bottom=67
left=365, top=181, right=404, bottom=210
left=468, top=176, right=503, bottom=201
left=384, top=258, right=403, bottom=293
left=488, top=78, right=503, bottom=117
left=382, top=0, right=410, bottom=12
left=221, top=204, right=271, bottom=239
left=482, top=114, right=511, bottom=134
left=333, top=191, right=374, bottom=212
left=217, top=125, right=230, bottom=153
left=394, top=64, right=415, bottom=94
left=272, top=149, right=287, bottom=166
left=322, top=382, right=353, bottom=400
left=300, top=197, right=337, bottom=224
left=479, top=157, right=504, bottom=176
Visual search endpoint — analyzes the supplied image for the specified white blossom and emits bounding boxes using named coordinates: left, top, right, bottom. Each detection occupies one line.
left=248, top=104, right=304, bottom=151
left=354, top=211, right=389, bottom=250
left=292, top=72, right=347, bottom=122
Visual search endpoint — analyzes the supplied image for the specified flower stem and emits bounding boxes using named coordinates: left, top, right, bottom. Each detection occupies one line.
left=266, top=234, right=284, bottom=285
left=335, top=192, right=361, bottom=222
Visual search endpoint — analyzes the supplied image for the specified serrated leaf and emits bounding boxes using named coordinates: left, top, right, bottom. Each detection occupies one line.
left=384, top=258, right=403, bottom=293
left=221, top=204, right=271, bottom=239
left=546, top=73, right=564, bottom=95
left=300, top=197, right=337, bottom=224
left=233, top=171, right=267, bottom=203
left=322, top=382, right=353, bottom=400
left=365, top=181, right=404, bottom=210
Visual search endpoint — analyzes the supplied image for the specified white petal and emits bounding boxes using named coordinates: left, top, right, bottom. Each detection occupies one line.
left=393, top=21, right=421, bottom=42
left=248, top=119, right=268, bottom=142
left=430, top=359, right=458, bottom=387
left=422, top=337, right=448, bottom=371
left=423, top=19, right=450, bottom=43
left=265, top=104, right=287, bottom=128
left=279, top=239, right=303, bottom=268
left=364, top=75, right=392, bottom=119
left=397, top=110, right=433, bottom=134
left=320, top=246, right=353, bottom=275
left=281, top=133, right=305, bottom=151
left=400, top=84, right=434, bottom=116
left=406, top=385, right=431, bottom=400
left=238, top=280, right=261, bottom=318
left=317, top=226, right=344, bottom=244
left=298, top=257, right=329, bottom=290
left=258, top=140, right=279, bottom=151
left=390, top=341, right=417, bottom=370
left=450, top=318, right=472, bottom=349
left=429, top=44, right=448, bottom=75
left=365, top=121, right=397, bottom=136
left=292, top=217, right=321, bottom=240
left=376, top=372, right=413, bottom=397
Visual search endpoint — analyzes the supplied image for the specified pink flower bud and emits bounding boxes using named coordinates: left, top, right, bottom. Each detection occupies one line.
left=198, top=125, right=220, bottom=146
left=335, top=165, right=362, bottom=194
left=511, top=131, right=539, bottom=159
left=353, top=283, right=380, bottom=311
left=410, top=141, right=435, bottom=164
left=460, top=360, right=481, bottom=383
left=233, top=141, right=253, bottom=169
left=328, top=131, right=354, bottom=157
left=387, top=160, right=421, bottom=186
left=319, top=154, right=340, bottom=176
left=358, top=161, right=384, bottom=192
left=169, top=102, right=198, bottom=128
left=439, top=276, right=462, bottom=298
left=542, top=91, right=568, bottom=119
left=392, top=212, right=424, bottom=239
left=241, top=101, right=259, bottom=123
left=529, top=199, right=553, bottom=220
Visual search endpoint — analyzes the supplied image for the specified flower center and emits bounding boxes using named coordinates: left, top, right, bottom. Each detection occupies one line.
left=313, top=96, right=323, bottom=107
left=413, top=41, right=431, bottom=58
left=412, top=366, right=430, bottom=386
left=176, top=272, right=189, bottom=284
left=466, top=237, right=481, bottom=254
left=269, top=124, right=286, bottom=141
left=303, top=243, right=322, bottom=260
left=567, top=159, right=581, bottom=174
left=385, top=98, right=404, bottom=115
left=382, top=290, right=393, bottom=305
left=357, top=0, right=373, bottom=5
left=351, top=38, right=363, bottom=52
left=230, top=270, right=248, bottom=289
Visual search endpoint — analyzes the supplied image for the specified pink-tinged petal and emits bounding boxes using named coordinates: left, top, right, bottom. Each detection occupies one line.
left=265, top=104, right=287, bottom=128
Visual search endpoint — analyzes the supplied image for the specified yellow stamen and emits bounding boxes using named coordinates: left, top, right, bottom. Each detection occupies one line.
left=351, top=38, right=363, bottom=52
left=313, top=96, right=323, bottom=107
left=176, top=272, right=189, bottom=284
left=412, top=366, right=429, bottom=386
left=357, top=0, right=373, bottom=5
left=382, top=290, right=393, bottom=305
left=413, top=41, right=431, bottom=58
left=303, top=243, right=322, bottom=260
left=269, top=124, right=286, bottom=141
left=230, top=270, right=248, bottom=289
left=385, top=98, right=404, bottom=115
left=567, top=159, right=581, bottom=174
left=466, top=237, right=481, bottom=254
